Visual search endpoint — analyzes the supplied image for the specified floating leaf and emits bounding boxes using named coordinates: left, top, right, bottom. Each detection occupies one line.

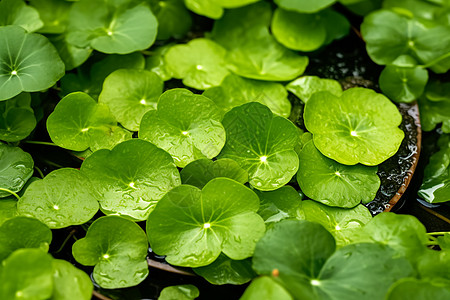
left=180, top=158, right=248, bottom=189
left=274, top=0, right=336, bottom=13
left=203, top=74, right=291, bottom=118
left=67, top=0, right=157, bottom=54
left=139, top=89, right=226, bottom=168
left=47, top=92, right=131, bottom=152
left=194, top=254, right=256, bottom=285
left=17, top=168, right=99, bottom=229
left=386, top=278, right=450, bottom=300
left=361, top=9, right=450, bottom=72
left=304, top=88, right=404, bottom=165
left=353, top=212, right=429, bottom=261
left=418, top=134, right=450, bottom=203
left=299, top=200, right=372, bottom=247
left=99, top=69, right=163, bottom=131
left=81, top=139, right=180, bottom=221
left=0, top=93, right=36, bottom=142
left=240, top=276, right=293, bottom=300
left=256, top=186, right=303, bottom=224
left=297, top=141, right=380, bottom=207
left=286, top=76, right=342, bottom=103
left=147, top=178, right=265, bottom=267
left=72, top=216, right=149, bottom=289
left=51, top=259, right=93, bottom=300
left=218, top=102, right=299, bottom=191
left=151, top=0, right=192, bottom=40
left=164, top=38, right=229, bottom=89
left=0, top=0, right=43, bottom=32
left=379, top=65, right=428, bottom=103
left=0, top=144, right=34, bottom=197
left=253, top=220, right=413, bottom=300
left=0, top=25, right=65, bottom=101
left=159, top=284, right=199, bottom=300
left=0, top=216, right=51, bottom=262
left=0, top=248, right=53, bottom=300
left=211, top=3, right=308, bottom=81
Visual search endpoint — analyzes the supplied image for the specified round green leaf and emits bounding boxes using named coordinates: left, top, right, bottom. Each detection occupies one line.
left=361, top=9, right=450, bottom=69
left=99, top=69, right=163, bottom=131
left=272, top=9, right=327, bottom=52
left=299, top=200, right=372, bottom=247
left=67, top=0, right=157, bottom=54
left=240, top=276, right=293, bottom=300
left=297, top=141, right=380, bottom=207
left=164, top=38, right=230, bottom=89
left=418, top=92, right=450, bottom=132
left=193, top=254, right=256, bottom=285
left=80, top=139, right=181, bottom=221
left=218, top=102, right=299, bottom=191
left=0, top=216, right=51, bottom=262
left=159, top=284, right=200, bottom=300
left=49, top=33, right=92, bottom=71
left=47, top=92, right=131, bottom=152
left=51, top=259, right=93, bottom=300
left=286, top=76, right=343, bottom=104
left=145, top=44, right=174, bottom=81
left=184, top=0, right=261, bottom=19
left=0, top=199, right=18, bottom=226
left=0, top=0, right=43, bottom=32
left=203, top=74, right=291, bottom=118
left=151, top=0, right=192, bottom=40
left=0, top=249, right=53, bottom=300
left=0, top=144, right=33, bottom=198
left=274, top=0, right=336, bottom=13
left=304, top=88, right=404, bottom=166
left=256, top=186, right=303, bottom=224
left=387, top=278, right=450, bottom=300
left=29, top=0, right=71, bottom=34
left=180, top=158, right=248, bottom=189
left=0, top=93, right=36, bottom=142
left=0, top=25, right=65, bottom=101
left=72, top=216, right=149, bottom=289
left=139, top=89, right=226, bottom=168
left=147, top=178, right=265, bottom=267
left=379, top=65, right=429, bottom=103
left=17, top=168, right=99, bottom=229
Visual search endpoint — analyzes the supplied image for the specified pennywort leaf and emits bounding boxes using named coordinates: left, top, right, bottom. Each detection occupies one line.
left=0, top=93, right=36, bottom=142
left=0, top=143, right=34, bottom=197
left=0, top=0, right=43, bottom=32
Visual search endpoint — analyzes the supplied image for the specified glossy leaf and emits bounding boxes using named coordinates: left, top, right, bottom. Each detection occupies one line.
left=218, top=102, right=300, bottom=191
left=0, top=26, right=65, bottom=100
left=0, top=216, right=51, bottom=262
left=99, top=69, right=163, bottom=131
left=274, top=0, right=337, bottom=13
left=145, top=44, right=174, bottom=81
left=286, top=76, right=342, bottom=104
left=147, top=178, right=265, bottom=267
left=0, top=93, right=36, bottom=142
left=386, top=278, right=450, bottom=300
left=47, top=92, right=132, bottom=152
left=194, top=254, right=255, bottom=285
left=72, top=216, right=149, bottom=289
left=0, top=249, right=53, bottom=300
left=164, top=38, right=230, bottom=89
left=379, top=65, right=428, bottom=103
left=139, top=89, right=226, bottom=168
left=297, top=141, right=380, bottom=207
left=159, top=284, right=199, bottom=300
left=240, top=277, right=293, bottom=300
left=0, top=0, right=43, bottom=32
left=67, top=0, right=157, bottom=54
left=256, top=186, right=303, bottom=224
left=49, top=33, right=92, bottom=71
left=299, top=200, right=372, bottom=247
left=0, top=144, right=34, bottom=197
left=180, top=158, right=248, bottom=189
left=419, top=85, right=450, bottom=133
left=203, top=74, right=291, bottom=118
left=81, top=139, right=181, bottom=221
left=17, top=168, right=99, bottom=229
left=304, top=88, right=404, bottom=165
left=184, top=0, right=261, bottom=19
left=0, top=199, right=18, bottom=226
left=51, top=259, right=93, bottom=300
left=151, top=0, right=192, bottom=40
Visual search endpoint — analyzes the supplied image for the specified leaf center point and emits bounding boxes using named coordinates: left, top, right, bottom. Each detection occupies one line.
left=311, top=279, right=321, bottom=286
left=11, top=70, right=17, bottom=76
left=260, top=156, right=268, bottom=163
left=203, top=222, right=211, bottom=229
left=350, top=130, right=358, bottom=137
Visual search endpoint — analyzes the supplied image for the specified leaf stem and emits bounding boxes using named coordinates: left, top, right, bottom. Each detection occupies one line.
left=427, top=232, right=449, bottom=236
left=0, top=188, right=20, bottom=201
left=54, top=229, right=77, bottom=254
left=22, top=141, right=59, bottom=147
left=34, top=166, right=45, bottom=179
